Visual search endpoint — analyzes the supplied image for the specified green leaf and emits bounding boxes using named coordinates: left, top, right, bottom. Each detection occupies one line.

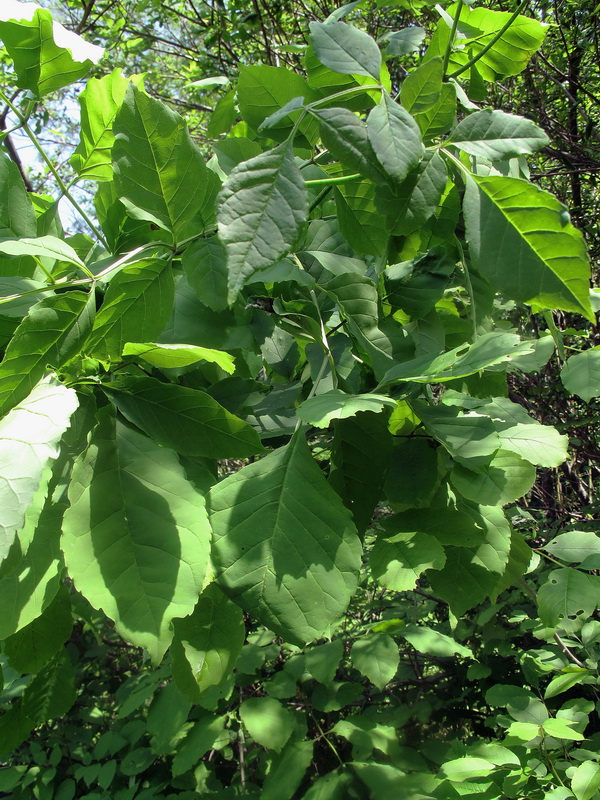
left=542, top=718, right=585, bottom=741
left=0, top=235, right=86, bottom=269
left=450, top=451, right=536, bottom=506
left=414, top=403, right=500, bottom=468
left=560, top=349, right=600, bottom=402
left=544, top=531, right=600, bottom=567
left=494, top=423, right=567, bottom=469
left=237, top=65, right=317, bottom=142
left=370, top=532, right=446, bottom=591
left=505, top=721, right=541, bottom=742
left=400, top=57, right=456, bottom=139
left=311, top=107, right=385, bottom=183
left=0, top=474, right=65, bottom=639
left=429, top=546, right=500, bottom=616
left=309, top=21, right=382, bottom=80
left=442, top=757, right=496, bottom=782
left=367, top=92, right=424, bottom=183
left=0, top=375, right=77, bottom=561
left=537, top=568, right=598, bottom=628
left=3, top=584, right=72, bottom=673
left=71, top=68, right=139, bottom=182
left=240, top=697, right=294, bottom=752
left=21, top=651, right=75, bottom=724
left=0, top=6, right=103, bottom=96
left=61, top=409, right=212, bottom=662
left=350, top=633, right=399, bottom=689
left=217, top=141, right=307, bottom=302
left=400, top=624, right=472, bottom=659
left=86, top=259, right=174, bottom=360
left=172, top=714, right=227, bottom=777
left=427, top=4, right=546, bottom=81
left=329, top=410, right=393, bottom=536
left=458, top=396, right=567, bottom=468
left=0, top=152, right=37, bottom=239
left=181, top=235, right=228, bottom=313
left=463, top=175, right=593, bottom=321
left=335, top=179, right=389, bottom=257
left=544, top=670, right=592, bottom=700
left=571, top=762, right=600, bottom=800
left=297, top=390, right=396, bottom=428
left=381, top=332, right=531, bottom=386
left=209, top=430, right=362, bottom=644
left=376, top=151, right=447, bottom=236
left=486, top=684, right=549, bottom=726
left=447, top=110, right=549, bottom=160
left=171, top=583, right=245, bottom=701
left=122, top=342, right=235, bottom=373
left=381, top=27, right=426, bottom=58
left=384, top=436, right=445, bottom=510
left=147, top=681, right=191, bottom=755
left=400, top=57, right=444, bottom=116
left=102, top=375, right=263, bottom=459
left=113, top=84, right=219, bottom=238
left=262, top=740, right=314, bottom=800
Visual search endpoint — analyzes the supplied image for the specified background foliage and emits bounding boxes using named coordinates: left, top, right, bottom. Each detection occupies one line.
left=0, top=1, right=599, bottom=798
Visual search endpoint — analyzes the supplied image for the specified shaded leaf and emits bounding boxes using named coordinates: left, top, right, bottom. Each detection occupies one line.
left=182, top=235, right=228, bottom=312
left=311, top=106, right=384, bottom=183
left=329, top=410, right=393, bottom=536
left=209, top=430, right=362, bottom=644
left=86, top=259, right=174, bottom=360
left=171, top=583, right=245, bottom=701
left=4, top=584, right=72, bottom=673
left=297, top=390, right=396, bottom=428
left=560, top=348, right=600, bottom=402
left=0, top=376, right=77, bottom=561
left=370, top=531, right=446, bottom=591
left=0, top=152, right=37, bottom=239
left=103, top=375, right=263, bottom=459
left=62, top=410, right=212, bottom=662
